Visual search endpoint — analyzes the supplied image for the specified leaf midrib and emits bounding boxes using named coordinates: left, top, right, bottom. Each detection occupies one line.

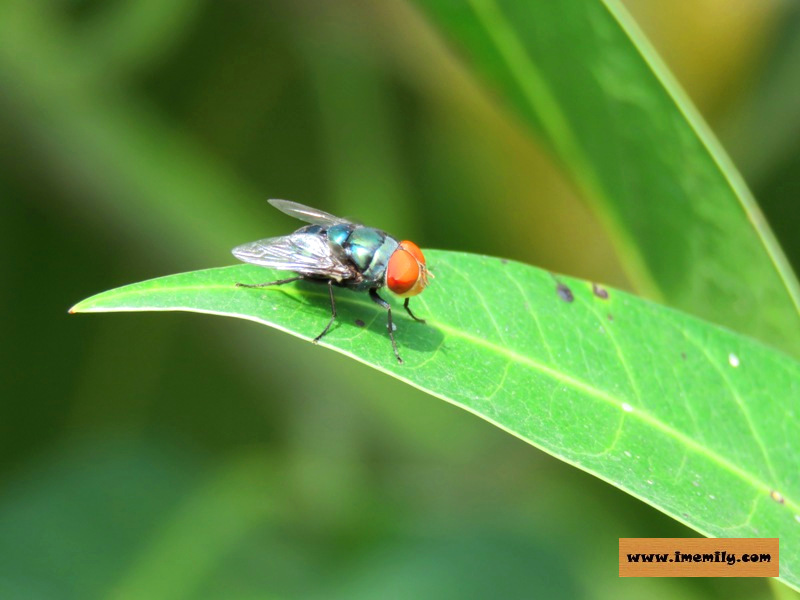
left=73, top=281, right=797, bottom=514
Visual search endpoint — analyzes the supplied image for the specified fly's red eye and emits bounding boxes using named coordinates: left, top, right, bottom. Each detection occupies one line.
left=387, top=248, right=419, bottom=295
left=399, top=240, right=425, bottom=266
left=386, top=241, right=428, bottom=297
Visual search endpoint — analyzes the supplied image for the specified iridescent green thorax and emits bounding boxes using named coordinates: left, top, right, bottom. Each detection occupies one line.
left=325, top=223, right=399, bottom=289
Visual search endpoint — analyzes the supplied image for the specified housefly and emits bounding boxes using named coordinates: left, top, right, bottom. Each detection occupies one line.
left=232, top=199, right=431, bottom=363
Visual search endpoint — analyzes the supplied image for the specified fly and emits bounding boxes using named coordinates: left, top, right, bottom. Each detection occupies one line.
left=232, top=199, right=431, bottom=363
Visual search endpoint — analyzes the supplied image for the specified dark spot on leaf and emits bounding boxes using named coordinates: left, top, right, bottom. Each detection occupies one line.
left=592, top=283, right=609, bottom=299
left=355, top=319, right=365, bottom=328
left=500, top=258, right=508, bottom=264
left=681, top=352, right=687, bottom=360
left=607, top=313, right=613, bottom=321
left=770, top=490, right=785, bottom=504
left=556, top=283, right=574, bottom=303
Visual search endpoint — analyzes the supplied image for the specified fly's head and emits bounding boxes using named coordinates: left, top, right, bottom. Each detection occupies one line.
left=386, top=241, right=431, bottom=297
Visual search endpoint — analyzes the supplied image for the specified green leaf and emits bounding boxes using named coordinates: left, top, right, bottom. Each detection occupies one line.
left=410, top=0, right=800, bottom=357
left=71, top=250, right=800, bottom=591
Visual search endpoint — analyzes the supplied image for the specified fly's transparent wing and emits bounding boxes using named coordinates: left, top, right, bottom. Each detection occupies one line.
left=231, top=232, right=354, bottom=280
left=268, top=199, right=351, bottom=226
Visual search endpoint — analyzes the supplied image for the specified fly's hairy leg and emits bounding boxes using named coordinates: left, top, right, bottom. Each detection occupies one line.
left=403, top=298, right=426, bottom=324
left=235, top=276, right=303, bottom=288
left=313, top=280, right=337, bottom=343
left=370, top=288, right=403, bottom=364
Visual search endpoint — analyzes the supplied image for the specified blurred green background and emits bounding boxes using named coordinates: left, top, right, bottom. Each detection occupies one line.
left=2, top=0, right=799, bottom=598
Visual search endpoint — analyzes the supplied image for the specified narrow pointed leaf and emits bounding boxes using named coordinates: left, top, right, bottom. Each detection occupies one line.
left=71, top=250, right=800, bottom=590
left=411, top=0, right=800, bottom=357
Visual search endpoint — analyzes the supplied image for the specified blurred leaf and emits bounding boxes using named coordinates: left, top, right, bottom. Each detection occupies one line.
left=110, top=452, right=277, bottom=600
left=0, top=437, right=280, bottom=600
left=78, top=0, right=201, bottom=77
left=721, top=6, right=800, bottom=183
left=71, top=250, right=800, bottom=591
left=0, top=437, right=198, bottom=599
left=0, top=0, right=265, bottom=268
left=409, top=0, right=800, bottom=357
left=321, top=531, right=580, bottom=600
left=620, top=0, right=779, bottom=116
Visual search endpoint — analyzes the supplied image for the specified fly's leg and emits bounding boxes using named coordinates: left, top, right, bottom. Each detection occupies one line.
left=236, top=276, right=303, bottom=288
left=403, top=298, right=426, bottom=324
left=370, top=288, right=403, bottom=364
left=312, top=280, right=337, bottom=344
left=237, top=276, right=338, bottom=344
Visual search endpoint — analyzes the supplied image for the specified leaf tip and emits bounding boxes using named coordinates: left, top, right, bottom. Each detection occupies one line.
left=68, top=298, right=92, bottom=314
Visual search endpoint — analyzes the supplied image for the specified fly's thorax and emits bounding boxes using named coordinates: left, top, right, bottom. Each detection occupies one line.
left=345, top=227, right=386, bottom=272
left=325, top=223, right=352, bottom=247
left=325, top=224, right=399, bottom=289
left=349, top=227, right=399, bottom=287
left=363, top=234, right=400, bottom=286
left=297, top=224, right=325, bottom=235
